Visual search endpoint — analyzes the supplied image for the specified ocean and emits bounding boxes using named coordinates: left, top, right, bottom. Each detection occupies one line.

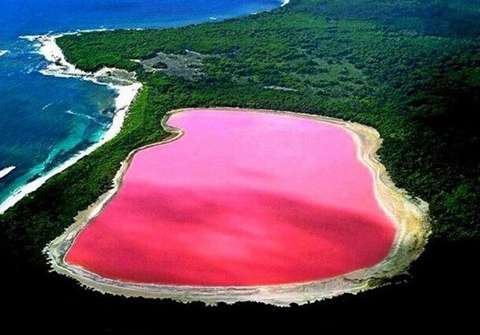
left=0, top=0, right=283, bottom=211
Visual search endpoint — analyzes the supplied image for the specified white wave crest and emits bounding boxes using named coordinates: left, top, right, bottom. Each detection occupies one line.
left=65, top=110, right=108, bottom=127
left=42, top=102, right=53, bottom=111
left=0, top=34, right=142, bottom=214
left=0, top=166, right=15, bottom=180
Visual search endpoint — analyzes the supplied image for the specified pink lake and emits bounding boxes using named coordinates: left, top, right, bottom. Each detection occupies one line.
left=66, top=109, right=396, bottom=286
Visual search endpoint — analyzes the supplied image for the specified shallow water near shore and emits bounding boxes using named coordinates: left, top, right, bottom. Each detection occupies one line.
left=0, top=0, right=282, bottom=209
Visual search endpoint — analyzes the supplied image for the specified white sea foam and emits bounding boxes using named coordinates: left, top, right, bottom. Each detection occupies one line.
left=19, top=35, right=38, bottom=42
left=0, top=50, right=8, bottom=57
left=0, top=33, right=142, bottom=214
left=65, top=109, right=107, bottom=127
left=35, top=34, right=88, bottom=78
left=1, top=2, right=287, bottom=213
left=0, top=166, right=15, bottom=180
left=42, top=102, right=53, bottom=111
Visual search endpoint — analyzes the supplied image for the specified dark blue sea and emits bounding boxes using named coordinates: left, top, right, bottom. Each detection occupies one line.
left=0, top=0, right=282, bottom=209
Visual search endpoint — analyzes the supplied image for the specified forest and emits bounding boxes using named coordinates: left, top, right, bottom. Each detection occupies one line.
left=1, top=0, right=479, bottom=330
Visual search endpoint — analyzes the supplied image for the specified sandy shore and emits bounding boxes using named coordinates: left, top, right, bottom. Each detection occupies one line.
left=0, top=34, right=142, bottom=215
left=46, top=107, right=430, bottom=307
left=0, top=1, right=291, bottom=214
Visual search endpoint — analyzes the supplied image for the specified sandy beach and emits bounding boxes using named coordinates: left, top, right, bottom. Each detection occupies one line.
left=1, top=0, right=291, bottom=215
left=0, top=34, right=142, bottom=214
left=46, top=107, right=430, bottom=306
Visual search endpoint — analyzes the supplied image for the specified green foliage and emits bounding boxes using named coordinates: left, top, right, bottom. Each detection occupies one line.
left=2, top=0, right=480, bottom=267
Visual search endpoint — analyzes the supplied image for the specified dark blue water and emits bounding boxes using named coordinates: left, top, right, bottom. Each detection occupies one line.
left=0, top=0, right=282, bottom=209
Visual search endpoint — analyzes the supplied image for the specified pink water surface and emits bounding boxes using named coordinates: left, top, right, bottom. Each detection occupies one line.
left=66, top=109, right=396, bottom=286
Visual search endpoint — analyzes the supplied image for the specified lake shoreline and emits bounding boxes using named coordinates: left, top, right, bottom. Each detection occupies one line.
left=46, top=107, right=430, bottom=307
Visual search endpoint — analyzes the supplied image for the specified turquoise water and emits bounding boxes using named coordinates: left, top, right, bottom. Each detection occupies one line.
left=0, top=0, right=282, bottom=208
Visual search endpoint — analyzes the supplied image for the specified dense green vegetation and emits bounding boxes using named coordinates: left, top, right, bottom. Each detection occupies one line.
left=55, top=0, right=480, bottom=240
left=1, top=0, right=479, bottom=328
